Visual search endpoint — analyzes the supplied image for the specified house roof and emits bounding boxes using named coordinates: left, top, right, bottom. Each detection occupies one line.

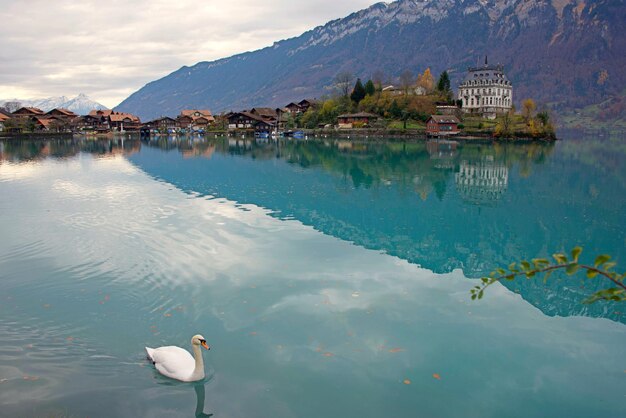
left=462, top=64, right=510, bottom=84
left=47, top=108, right=77, bottom=117
left=13, top=107, right=44, bottom=115
left=250, top=107, right=278, bottom=119
left=229, top=111, right=275, bottom=125
left=0, top=113, right=10, bottom=122
left=89, top=109, right=113, bottom=117
left=429, top=115, right=460, bottom=124
left=180, top=109, right=213, bottom=117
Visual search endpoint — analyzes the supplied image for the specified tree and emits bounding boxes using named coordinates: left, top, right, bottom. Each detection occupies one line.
left=364, top=80, right=376, bottom=97
left=335, top=71, right=355, bottom=98
left=495, top=109, right=514, bottom=137
left=389, top=99, right=402, bottom=119
left=437, top=71, right=451, bottom=94
left=399, top=69, right=414, bottom=95
left=416, top=68, right=435, bottom=92
left=372, top=70, right=385, bottom=90
left=350, top=78, right=366, bottom=104
left=2, top=101, right=21, bottom=113
left=471, top=247, right=626, bottom=304
left=522, top=98, right=536, bottom=122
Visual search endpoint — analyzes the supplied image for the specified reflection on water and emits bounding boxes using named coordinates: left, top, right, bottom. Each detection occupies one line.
left=1, top=135, right=625, bottom=418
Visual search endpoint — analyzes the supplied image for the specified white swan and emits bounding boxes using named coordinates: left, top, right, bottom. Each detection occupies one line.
left=145, top=334, right=210, bottom=382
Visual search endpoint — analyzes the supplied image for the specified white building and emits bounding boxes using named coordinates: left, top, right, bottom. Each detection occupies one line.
left=458, top=58, right=513, bottom=119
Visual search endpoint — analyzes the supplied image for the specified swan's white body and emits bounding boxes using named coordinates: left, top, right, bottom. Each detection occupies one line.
left=146, top=334, right=209, bottom=382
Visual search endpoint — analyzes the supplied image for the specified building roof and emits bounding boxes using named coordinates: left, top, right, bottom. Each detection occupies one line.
left=250, top=108, right=278, bottom=119
left=180, top=109, right=213, bottom=117
left=0, top=113, right=10, bottom=122
left=13, top=107, right=44, bottom=115
left=462, top=63, right=511, bottom=85
left=429, top=115, right=460, bottom=124
left=89, top=109, right=113, bottom=117
left=47, top=108, right=77, bottom=117
left=229, top=111, right=275, bottom=125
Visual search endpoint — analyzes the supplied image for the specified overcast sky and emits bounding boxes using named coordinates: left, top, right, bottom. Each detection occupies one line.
left=0, top=0, right=379, bottom=108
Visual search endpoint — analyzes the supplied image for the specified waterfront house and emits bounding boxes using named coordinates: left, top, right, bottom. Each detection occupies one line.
left=458, top=57, right=513, bottom=119
left=177, top=110, right=215, bottom=130
left=250, top=107, right=278, bottom=121
left=109, top=112, right=141, bottom=132
left=153, top=117, right=178, bottom=132
left=337, top=112, right=379, bottom=129
left=227, top=111, right=275, bottom=132
left=426, top=115, right=461, bottom=136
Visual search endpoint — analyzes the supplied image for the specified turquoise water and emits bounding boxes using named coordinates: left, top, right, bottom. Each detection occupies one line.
left=0, top=135, right=624, bottom=417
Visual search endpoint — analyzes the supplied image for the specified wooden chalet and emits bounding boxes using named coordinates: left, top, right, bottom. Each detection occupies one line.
left=250, top=107, right=278, bottom=120
left=177, top=109, right=215, bottom=130
left=108, top=112, right=141, bottom=132
left=227, top=112, right=275, bottom=132
left=426, top=115, right=461, bottom=136
left=298, top=99, right=318, bottom=113
left=285, top=102, right=301, bottom=113
left=337, top=112, right=379, bottom=129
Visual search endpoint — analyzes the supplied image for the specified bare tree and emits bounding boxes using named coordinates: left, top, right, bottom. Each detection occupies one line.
left=2, top=101, right=22, bottom=113
left=372, top=70, right=385, bottom=89
left=334, top=71, right=355, bottom=98
left=399, top=70, right=414, bottom=94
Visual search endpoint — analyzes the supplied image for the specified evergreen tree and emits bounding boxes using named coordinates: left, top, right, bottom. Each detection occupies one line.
left=389, top=99, right=402, bottom=119
left=437, top=71, right=451, bottom=93
left=364, top=79, right=376, bottom=96
left=350, top=78, right=366, bottom=104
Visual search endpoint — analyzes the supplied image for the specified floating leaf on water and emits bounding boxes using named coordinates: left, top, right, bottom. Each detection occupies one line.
left=432, top=373, right=441, bottom=380
left=249, top=332, right=258, bottom=336
left=104, top=295, right=110, bottom=301
left=164, top=313, right=172, bottom=317
left=322, top=352, right=334, bottom=357
left=403, top=379, right=411, bottom=385
left=43, top=304, right=51, bottom=309
left=388, top=348, right=405, bottom=353
left=66, top=336, right=74, bottom=342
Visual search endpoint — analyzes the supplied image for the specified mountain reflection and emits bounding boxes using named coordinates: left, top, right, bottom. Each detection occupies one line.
left=2, top=136, right=624, bottom=324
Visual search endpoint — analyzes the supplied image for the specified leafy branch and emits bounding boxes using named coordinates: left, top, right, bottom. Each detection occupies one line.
left=471, top=247, right=626, bottom=304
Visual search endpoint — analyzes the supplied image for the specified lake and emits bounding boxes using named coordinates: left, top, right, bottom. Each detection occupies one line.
left=0, top=134, right=625, bottom=417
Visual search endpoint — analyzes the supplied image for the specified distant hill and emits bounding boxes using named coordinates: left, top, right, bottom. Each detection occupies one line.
left=1, top=94, right=107, bottom=116
left=116, top=0, right=626, bottom=124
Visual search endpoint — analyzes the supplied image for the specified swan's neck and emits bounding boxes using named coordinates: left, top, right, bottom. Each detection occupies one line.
left=191, top=344, right=205, bottom=379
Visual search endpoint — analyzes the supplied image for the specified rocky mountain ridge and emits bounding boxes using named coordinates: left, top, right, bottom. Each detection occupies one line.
left=116, top=0, right=626, bottom=123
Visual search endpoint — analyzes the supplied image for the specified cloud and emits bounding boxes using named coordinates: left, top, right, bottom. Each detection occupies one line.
left=0, top=0, right=379, bottom=107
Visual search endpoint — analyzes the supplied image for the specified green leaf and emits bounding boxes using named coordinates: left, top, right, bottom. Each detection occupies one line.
left=508, top=262, right=517, bottom=271
left=586, top=269, right=599, bottom=279
left=505, top=274, right=515, bottom=281
left=521, top=261, right=531, bottom=271
left=543, top=270, right=553, bottom=284
left=603, top=262, right=616, bottom=271
left=532, top=258, right=550, bottom=266
left=525, top=271, right=536, bottom=278
left=497, top=268, right=506, bottom=275
left=553, top=253, right=568, bottom=264
left=478, top=291, right=484, bottom=300
left=565, top=263, right=579, bottom=275
left=471, top=294, right=477, bottom=300
left=583, top=288, right=626, bottom=304
left=594, top=254, right=611, bottom=267
left=571, top=246, right=582, bottom=262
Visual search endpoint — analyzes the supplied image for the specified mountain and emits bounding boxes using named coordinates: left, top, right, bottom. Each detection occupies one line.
left=1, top=94, right=108, bottom=115
left=116, top=0, right=626, bottom=123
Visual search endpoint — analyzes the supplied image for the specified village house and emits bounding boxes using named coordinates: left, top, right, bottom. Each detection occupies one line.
left=227, top=111, right=275, bottom=132
left=337, top=112, right=379, bottom=129
left=12, top=107, right=45, bottom=118
left=177, top=110, right=215, bottom=131
left=458, top=57, right=513, bottom=119
left=284, top=102, right=302, bottom=114
left=298, top=99, right=318, bottom=113
left=426, top=115, right=461, bottom=136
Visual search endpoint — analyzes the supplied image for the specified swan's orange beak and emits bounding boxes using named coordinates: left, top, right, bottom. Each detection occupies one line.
left=201, top=341, right=210, bottom=350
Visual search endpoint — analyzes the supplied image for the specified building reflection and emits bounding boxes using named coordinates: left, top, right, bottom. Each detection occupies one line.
left=455, top=157, right=508, bottom=205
